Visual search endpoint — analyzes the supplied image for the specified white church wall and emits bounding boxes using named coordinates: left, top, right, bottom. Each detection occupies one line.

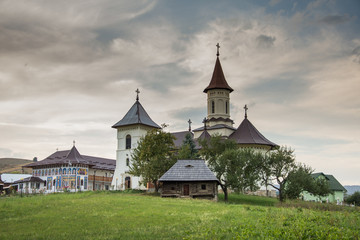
left=111, top=125, right=155, bottom=190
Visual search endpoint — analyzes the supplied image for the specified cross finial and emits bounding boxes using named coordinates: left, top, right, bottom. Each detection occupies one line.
left=216, top=43, right=220, bottom=57
left=244, top=104, right=248, bottom=119
left=136, top=88, right=140, bottom=101
left=202, top=117, right=207, bottom=130
left=188, top=119, right=192, bottom=132
left=73, top=140, right=76, bottom=147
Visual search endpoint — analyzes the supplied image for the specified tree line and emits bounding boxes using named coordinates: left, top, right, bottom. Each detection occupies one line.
left=129, top=126, right=331, bottom=202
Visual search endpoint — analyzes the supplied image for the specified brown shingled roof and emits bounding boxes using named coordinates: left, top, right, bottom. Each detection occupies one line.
left=229, top=118, right=278, bottom=148
left=204, top=57, right=233, bottom=93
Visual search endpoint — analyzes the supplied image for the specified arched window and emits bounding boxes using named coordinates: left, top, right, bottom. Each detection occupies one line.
left=226, top=101, right=228, bottom=114
left=126, top=158, right=130, bottom=167
left=126, top=135, right=131, bottom=149
left=211, top=101, right=215, bottom=114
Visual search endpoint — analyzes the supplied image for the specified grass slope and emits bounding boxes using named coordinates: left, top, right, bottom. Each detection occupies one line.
left=0, top=158, right=32, bottom=174
left=0, top=192, right=359, bottom=240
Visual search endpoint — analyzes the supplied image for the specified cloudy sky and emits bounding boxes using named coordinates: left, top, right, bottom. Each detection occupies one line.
left=1, top=0, right=359, bottom=184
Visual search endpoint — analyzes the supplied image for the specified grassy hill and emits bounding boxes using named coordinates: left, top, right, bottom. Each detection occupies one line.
left=0, top=191, right=359, bottom=239
left=0, top=158, right=32, bottom=174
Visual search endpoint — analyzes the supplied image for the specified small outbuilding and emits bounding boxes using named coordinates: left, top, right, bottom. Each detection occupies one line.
left=159, top=159, right=219, bottom=200
left=13, top=176, right=46, bottom=194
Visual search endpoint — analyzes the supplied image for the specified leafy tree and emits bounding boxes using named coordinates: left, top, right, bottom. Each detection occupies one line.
left=199, top=135, right=263, bottom=201
left=199, top=134, right=238, bottom=202
left=284, top=163, right=316, bottom=199
left=128, top=125, right=176, bottom=192
left=345, top=191, right=360, bottom=206
left=309, top=177, right=332, bottom=199
left=262, top=147, right=330, bottom=202
left=262, top=146, right=297, bottom=202
left=226, top=148, right=263, bottom=193
left=178, top=133, right=199, bottom=159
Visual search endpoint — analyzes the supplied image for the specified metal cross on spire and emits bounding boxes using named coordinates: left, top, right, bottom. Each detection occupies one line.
left=188, top=119, right=192, bottom=132
left=136, top=88, right=140, bottom=101
left=216, top=43, right=220, bottom=57
left=73, top=140, right=76, bottom=147
left=244, top=104, right=248, bottom=119
left=202, top=117, right=207, bottom=130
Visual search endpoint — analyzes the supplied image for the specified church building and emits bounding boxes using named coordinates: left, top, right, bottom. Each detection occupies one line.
left=111, top=44, right=278, bottom=191
left=111, top=90, right=161, bottom=190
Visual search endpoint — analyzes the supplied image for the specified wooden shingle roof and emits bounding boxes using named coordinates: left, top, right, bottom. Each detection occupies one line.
left=159, top=159, right=219, bottom=182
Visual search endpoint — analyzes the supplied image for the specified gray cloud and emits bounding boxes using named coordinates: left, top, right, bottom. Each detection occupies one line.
left=352, top=46, right=360, bottom=63
left=319, top=15, right=351, bottom=25
left=256, top=34, right=276, bottom=48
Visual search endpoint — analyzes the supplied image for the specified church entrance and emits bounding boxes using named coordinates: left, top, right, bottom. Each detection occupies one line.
left=183, top=184, right=189, bottom=196
left=125, top=176, right=131, bottom=189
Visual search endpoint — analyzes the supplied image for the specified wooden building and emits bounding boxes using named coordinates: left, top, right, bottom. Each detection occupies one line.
left=159, top=159, right=219, bottom=200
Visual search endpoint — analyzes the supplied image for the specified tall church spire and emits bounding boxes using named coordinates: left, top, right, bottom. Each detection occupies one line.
left=203, top=43, right=233, bottom=93
left=203, top=43, right=234, bottom=131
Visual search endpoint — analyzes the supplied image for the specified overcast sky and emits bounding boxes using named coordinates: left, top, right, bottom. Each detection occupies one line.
left=0, top=0, right=359, bottom=185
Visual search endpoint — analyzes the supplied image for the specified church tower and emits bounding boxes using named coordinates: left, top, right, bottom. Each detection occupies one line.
left=111, top=89, right=160, bottom=190
left=194, top=43, right=235, bottom=138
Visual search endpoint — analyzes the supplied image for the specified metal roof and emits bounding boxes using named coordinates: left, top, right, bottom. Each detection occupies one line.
left=23, top=147, right=116, bottom=171
left=13, top=176, right=45, bottom=184
left=171, top=131, right=193, bottom=148
left=159, top=159, right=219, bottom=182
left=204, top=57, right=233, bottom=93
left=312, top=172, right=347, bottom=192
left=0, top=174, right=32, bottom=183
left=193, top=124, right=236, bottom=132
left=112, top=100, right=161, bottom=129
left=229, top=118, right=278, bottom=148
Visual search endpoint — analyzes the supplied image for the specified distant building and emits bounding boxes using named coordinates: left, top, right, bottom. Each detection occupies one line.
left=23, top=145, right=115, bottom=193
left=159, top=159, right=219, bottom=200
left=302, top=172, right=347, bottom=203
left=12, top=176, right=45, bottom=194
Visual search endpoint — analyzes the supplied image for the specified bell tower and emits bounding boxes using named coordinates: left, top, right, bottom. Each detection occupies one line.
left=203, top=43, right=234, bottom=129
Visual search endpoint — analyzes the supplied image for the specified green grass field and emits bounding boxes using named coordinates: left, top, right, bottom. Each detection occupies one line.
left=0, top=191, right=359, bottom=239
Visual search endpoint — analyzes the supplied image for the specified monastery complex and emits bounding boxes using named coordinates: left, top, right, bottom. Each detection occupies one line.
left=20, top=45, right=278, bottom=193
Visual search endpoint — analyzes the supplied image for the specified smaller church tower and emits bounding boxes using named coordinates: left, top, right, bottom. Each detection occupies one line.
left=111, top=89, right=160, bottom=190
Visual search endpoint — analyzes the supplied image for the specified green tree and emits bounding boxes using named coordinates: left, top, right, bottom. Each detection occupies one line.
left=309, top=177, right=332, bottom=199
left=284, top=163, right=316, bottom=200
left=129, top=125, right=176, bottom=192
left=345, top=191, right=360, bottom=206
left=200, top=135, right=265, bottom=201
left=262, top=146, right=297, bottom=202
left=199, top=134, right=238, bottom=202
left=225, top=148, right=263, bottom=194
left=178, top=133, right=199, bottom=159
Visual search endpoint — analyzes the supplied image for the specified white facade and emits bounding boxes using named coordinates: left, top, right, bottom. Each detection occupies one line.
left=111, top=125, right=155, bottom=190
